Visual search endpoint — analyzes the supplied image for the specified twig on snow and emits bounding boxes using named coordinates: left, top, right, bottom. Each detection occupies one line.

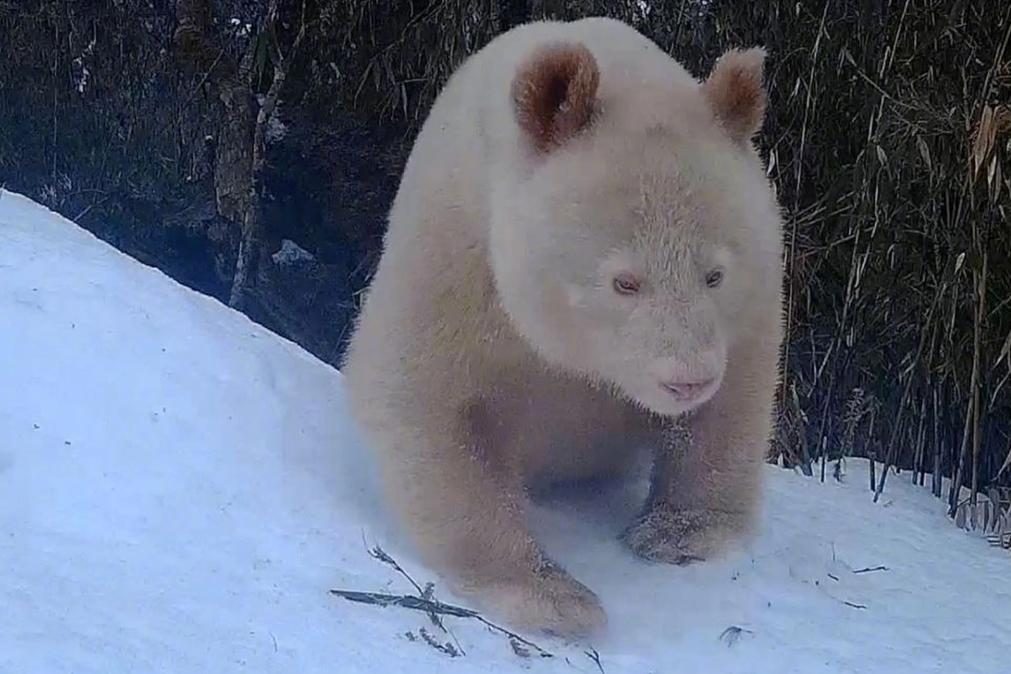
left=335, top=539, right=555, bottom=659
left=419, top=626, right=460, bottom=657
left=509, top=638, right=531, bottom=658
left=358, top=536, right=463, bottom=654
left=363, top=537, right=425, bottom=596
left=719, top=625, right=754, bottom=647
left=330, top=589, right=476, bottom=617
left=330, top=587, right=553, bottom=658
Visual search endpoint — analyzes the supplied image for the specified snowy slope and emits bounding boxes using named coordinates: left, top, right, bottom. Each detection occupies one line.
left=1, top=188, right=1008, bottom=674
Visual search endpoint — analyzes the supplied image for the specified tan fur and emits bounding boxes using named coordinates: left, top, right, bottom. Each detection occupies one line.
left=341, top=17, right=784, bottom=638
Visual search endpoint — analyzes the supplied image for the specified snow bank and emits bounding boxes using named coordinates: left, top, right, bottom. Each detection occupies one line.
left=1, top=189, right=1008, bottom=674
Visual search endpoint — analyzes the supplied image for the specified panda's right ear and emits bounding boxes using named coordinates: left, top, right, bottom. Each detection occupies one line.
left=702, top=47, right=768, bottom=143
left=510, top=41, right=600, bottom=156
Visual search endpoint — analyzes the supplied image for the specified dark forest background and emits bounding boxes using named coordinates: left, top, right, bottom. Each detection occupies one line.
left=1, top=0, right=1009, bottom=543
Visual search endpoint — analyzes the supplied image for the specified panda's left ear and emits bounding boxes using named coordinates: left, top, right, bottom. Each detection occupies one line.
left=702, top=47, right=768, bottom=143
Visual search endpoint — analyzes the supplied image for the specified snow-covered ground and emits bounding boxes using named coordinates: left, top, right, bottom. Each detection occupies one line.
left=1, top=189, right=1009, bottom=674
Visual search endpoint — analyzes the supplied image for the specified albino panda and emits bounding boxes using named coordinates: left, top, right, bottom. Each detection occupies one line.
left=341, top=16, right=784, bottom=637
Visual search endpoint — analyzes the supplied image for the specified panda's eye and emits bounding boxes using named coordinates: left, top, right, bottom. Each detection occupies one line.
left=612, top=273, right=641, bottom=295
left=705, top=268, right=724, bottom=288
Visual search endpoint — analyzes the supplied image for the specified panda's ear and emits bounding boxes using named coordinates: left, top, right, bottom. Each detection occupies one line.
left=702, top=47, right=768, bottom=142
left=511, top=41, right=600, bottom=155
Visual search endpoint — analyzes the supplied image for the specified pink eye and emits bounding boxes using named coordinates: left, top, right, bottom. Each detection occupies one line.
left=612, top=273, right=641, bottom=295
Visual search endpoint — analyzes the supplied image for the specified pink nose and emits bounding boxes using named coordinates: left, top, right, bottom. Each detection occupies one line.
left=660, top=379, right=716, bottom=401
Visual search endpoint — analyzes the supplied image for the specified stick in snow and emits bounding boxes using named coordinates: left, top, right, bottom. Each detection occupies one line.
left=329, top=588, right=554, bottom=658
left=338, top=539, right=554, bottom=658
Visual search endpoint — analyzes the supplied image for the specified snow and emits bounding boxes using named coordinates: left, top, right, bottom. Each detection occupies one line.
left=1, top=188, right=1009, bottom=674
